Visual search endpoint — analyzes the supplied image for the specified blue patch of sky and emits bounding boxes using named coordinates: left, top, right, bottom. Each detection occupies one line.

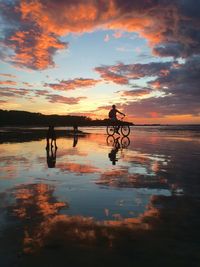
left=53, top=30, right=153, bottom=79
left=0, top=29, right=173, bottom=90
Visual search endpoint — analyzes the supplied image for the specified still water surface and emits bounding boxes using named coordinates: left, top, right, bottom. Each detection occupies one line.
left=0, top=126, right=200, bottom=266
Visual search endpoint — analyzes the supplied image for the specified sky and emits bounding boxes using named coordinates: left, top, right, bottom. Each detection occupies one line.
left=0, top=0, right=200, bottom=124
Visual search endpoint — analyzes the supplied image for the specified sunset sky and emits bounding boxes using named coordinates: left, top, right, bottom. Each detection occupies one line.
left=0, top=0, right=200, bottom=124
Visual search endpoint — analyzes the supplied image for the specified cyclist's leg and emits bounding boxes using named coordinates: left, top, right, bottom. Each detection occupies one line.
left=115, top=119, right=120, bottom=134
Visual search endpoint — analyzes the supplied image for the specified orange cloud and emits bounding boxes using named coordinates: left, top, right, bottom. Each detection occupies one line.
left=44, top=78, right=100, bottom=91
left=95, top=66, right=129, bottom=84
left=8, top=30, right=67, bottom=70
left=0, top=80, right=17, bottom=86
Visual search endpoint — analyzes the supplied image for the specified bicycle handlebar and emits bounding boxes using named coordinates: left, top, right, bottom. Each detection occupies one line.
left=119, top=114, right=126, bottom=120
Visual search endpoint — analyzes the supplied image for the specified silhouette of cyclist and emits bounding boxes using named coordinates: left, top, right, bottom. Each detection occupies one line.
left=108, top=105, right=125, bottom=134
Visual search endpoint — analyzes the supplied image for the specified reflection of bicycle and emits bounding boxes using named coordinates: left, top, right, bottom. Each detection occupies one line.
left=106, top=135, right=130, bottom=149
left=106, top=117, right=130, bottom=136
left=107, top=136, right=130, bottom=165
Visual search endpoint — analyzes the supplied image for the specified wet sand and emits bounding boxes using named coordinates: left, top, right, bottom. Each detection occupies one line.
left=0, top=126, right=200, bottom=267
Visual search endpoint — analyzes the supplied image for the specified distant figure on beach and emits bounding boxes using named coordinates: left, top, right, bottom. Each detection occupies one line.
left=108, top=105, right=125, bottom=134
left=108, top=137, right=120, bottom=165
left=46, top=145, right=57, bottom=168
left=46, top=125, right=57, bottom=149
left=73, top=124, right=78, bottom=134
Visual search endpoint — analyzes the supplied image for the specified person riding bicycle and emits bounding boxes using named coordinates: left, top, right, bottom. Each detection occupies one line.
left=108, top=105, right=125, bottom=134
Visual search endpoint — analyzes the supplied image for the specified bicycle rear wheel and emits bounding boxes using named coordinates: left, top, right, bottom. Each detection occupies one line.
left=106, top=125, right=115, bottom=136
left=121, top=125, right=130, bottom=136
left=106, top=135, right=115, bottom=146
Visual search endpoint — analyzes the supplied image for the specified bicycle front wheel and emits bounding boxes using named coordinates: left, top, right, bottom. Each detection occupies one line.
left=121, top=136, right=130, bottom=148
left=106, top=125, right=115, bottom=136
left=121, top=125, right=130, bottom=136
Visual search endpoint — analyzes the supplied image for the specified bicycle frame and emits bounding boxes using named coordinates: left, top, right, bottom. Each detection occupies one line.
left=106, top=116, right=130, bottom=137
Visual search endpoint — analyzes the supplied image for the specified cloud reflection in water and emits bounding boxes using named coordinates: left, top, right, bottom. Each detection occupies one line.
left=0, top=128, right=200, bottom=266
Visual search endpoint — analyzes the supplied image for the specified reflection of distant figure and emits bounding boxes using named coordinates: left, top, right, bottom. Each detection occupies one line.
left=72, top=124, right=78, bottom=147
left=46, top=125, right=57, bottom=149
left=46, top=145, right=57, bottom=168
left=108, top=137, right=120, bottom=165
left=73, top=134, right=78, bottom=147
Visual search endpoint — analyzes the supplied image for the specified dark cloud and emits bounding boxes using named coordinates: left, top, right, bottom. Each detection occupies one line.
left=95, top=61, right=173, bottom=84
left=96, top=55, right=200, bottom=118
left=45, top=95, right=86, bottom=104
left=0, top=86, right=86, bottom=105
left=148, top=55, right=200, bottom=97
left=153, top=42, right=185, bottom=58
left=122, top=94, right=200, bottom=118
left=0, top=73, right=17, bottom=78
left=120, top=88, right=153, bottom=97
left=0, top=87, right=30, bottom=98
left=120, top=56, right=200, bottom=117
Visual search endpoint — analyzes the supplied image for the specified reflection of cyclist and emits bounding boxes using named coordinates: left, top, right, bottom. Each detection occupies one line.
left=108, top=105, right=125, bottom=134
left=108, top=137, right=120, bottom=165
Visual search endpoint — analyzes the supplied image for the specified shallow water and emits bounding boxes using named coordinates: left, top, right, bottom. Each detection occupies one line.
left=0, top=126, right=200, bottom=267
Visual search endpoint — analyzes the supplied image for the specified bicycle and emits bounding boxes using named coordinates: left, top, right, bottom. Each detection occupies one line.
left=106, top=135, right=130, bottom=149
left=106, top=116, right=130, bottom=137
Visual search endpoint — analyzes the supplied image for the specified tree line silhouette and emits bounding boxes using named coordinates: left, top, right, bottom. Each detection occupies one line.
left=0, top=110, right=133, bottom=126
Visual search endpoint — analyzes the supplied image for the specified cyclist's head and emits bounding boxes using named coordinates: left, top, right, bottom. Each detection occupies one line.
left=112, top=104, right=116, bottom=109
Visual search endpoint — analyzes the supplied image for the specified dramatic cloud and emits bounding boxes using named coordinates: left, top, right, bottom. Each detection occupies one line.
left=96, top=55, right=200, bottom=118
left=0, top=0, right=199, bottom=120
left=120, top=57, right=200, bottom=118
left=44, top=78, right=100, bottom=91
left=1, top=0, right=200, bottom=69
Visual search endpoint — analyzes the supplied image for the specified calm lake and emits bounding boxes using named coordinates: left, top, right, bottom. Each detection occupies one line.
left=0, top=126, right=200, bottom=267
